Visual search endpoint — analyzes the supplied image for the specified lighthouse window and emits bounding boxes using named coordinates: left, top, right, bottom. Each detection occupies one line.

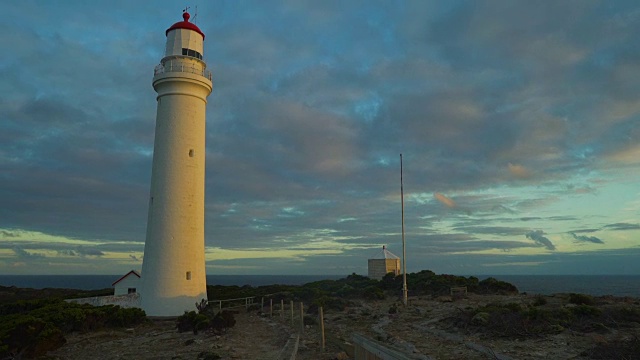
left=181, top=48, right=203, bottom=60
left=186, top=271, right=192, bottom=280
left=189, top=149, right=194, bottom=157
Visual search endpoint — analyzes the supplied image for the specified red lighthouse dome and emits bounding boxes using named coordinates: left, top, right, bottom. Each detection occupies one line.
left=166, top=12, right=205, bottom=39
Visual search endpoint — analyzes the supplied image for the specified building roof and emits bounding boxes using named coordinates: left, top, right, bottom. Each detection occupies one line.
left=369, top=245, right=400, bottom=260
left=111, top=270, right=141, bottom=286
left=166, top=12, right=205, bottom=39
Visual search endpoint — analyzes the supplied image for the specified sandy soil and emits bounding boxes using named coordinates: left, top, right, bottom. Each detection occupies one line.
left=44, top=293, right=640, bottom=360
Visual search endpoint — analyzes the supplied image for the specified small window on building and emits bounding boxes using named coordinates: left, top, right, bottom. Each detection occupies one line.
left=186, top=271, right=192, bottom=280
left=188, top=49, right=196, bottom=57
left=182, top=48, right=188, bottom=56
left=128, top=288, right=136, bottom=294
left=189, top=149, right=194, bottom=157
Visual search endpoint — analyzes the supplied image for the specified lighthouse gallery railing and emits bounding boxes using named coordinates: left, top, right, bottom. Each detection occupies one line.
left=154, top=60, right=212, bottom=81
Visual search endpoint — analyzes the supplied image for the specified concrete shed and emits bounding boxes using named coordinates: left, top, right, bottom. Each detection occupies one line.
left=112, top=270, right=141, bottom=296
left=367, top=246, right=400, bottom=280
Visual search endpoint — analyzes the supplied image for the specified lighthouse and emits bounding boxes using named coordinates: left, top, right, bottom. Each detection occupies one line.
left=140, top=11, right=212, bottom=316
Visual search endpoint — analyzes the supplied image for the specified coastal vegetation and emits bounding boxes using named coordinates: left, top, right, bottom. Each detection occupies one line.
left=206, top=271, right=517, bottom=305
left=0, top=296, right=145, bottom=358
left=5, top=271, right=639, bottom=358
left=0, top=271, right=511, bottom=358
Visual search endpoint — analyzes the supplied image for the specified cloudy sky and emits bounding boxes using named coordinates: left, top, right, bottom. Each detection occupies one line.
left=1, top=1, right=639, bottom=276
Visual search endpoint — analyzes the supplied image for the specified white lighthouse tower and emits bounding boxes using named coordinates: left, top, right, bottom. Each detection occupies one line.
left=140, top=11, right=212, bottom=317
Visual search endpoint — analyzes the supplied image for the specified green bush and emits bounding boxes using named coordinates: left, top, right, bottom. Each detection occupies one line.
left=0, top=300, right=146, bottom=358
left=477, top=277, right=519, bottom=295
left=176, top=304, right=236, bottom=335
left=570, top=305, right=602, bottom=317
left=568, top=293, right=594, bottom=305
left=532, top=295, right=547, bottom=306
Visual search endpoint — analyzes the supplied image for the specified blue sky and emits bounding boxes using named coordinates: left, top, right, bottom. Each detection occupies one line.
left=0, top=1, right=639, bottom=276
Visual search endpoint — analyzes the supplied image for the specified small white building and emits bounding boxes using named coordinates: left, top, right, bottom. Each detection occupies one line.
left=367, top=246, right=401, bottom=280
left=112, top=270, right=141, bottom=296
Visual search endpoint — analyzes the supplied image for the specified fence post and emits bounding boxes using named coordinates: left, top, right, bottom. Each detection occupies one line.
left=290, top=300, right=294, bottom=326
left=261, top=297, right=264, bottom=312
left=281, top=299, right=284, bottom=318
left=299, top=302, right=304, bottom=334
left=219, top=300, right=222, bottom=311
left=270, top=299, right=273, bottom=317
left=320, top=306, right=325, bottom=352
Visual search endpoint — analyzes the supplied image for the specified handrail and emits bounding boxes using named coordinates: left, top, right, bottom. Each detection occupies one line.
left=208, top=296, right=256, bottom=311
left=154, top=61, right=212, bottom=81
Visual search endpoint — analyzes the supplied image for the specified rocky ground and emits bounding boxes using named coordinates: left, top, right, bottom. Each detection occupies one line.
left=44, top=293, right=640, bottom=359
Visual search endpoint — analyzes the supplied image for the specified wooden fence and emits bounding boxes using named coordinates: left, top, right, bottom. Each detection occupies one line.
left=208, top=296, right=256, bottom=311
left=208, top=295, right=424, bottom=360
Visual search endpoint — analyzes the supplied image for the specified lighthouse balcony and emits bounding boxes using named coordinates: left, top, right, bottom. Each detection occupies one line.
left=154, top=60, right=212, bottom=81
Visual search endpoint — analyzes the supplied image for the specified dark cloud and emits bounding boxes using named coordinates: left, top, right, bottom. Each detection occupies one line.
left=603, top=223, right=640, bottom=231
left=569, top=232, right=604, bottom=244
left=525, top=230, right=556, bottom=250
left=570, top=228, right=601, bottom=234
left=75, top=247, right=105, bottom=257
left=57, top=250, right=77, bottom=256
left=12, top=247, right=45, bottom=259
left=54, top=247, right=106, bottom=257
left=454, top=226, right=529, bottom=237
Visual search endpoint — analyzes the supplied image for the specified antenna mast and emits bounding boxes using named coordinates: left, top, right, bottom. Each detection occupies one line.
left=401, top=154, right=408, bottom=306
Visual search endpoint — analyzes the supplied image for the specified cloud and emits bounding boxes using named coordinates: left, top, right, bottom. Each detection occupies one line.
left=508, top=163, right=532, bottom=179
left=55, top=247, right=104, bottom=257
left=569, top=232, right=604, bottom=244
left=525, top=230, right=556, bottom=250
left=570, top=228, right=601, bottom=234
left=57, top=250, right=78, bottom=256
left=75, top=247, right=105, bottom=257
left=603, top=223, right=640, bottom=231
left=0, top=230, right=19, bottom=238
left=434, top=193, right=456, bottom=208
left=454, top=226, right=529, bottom=237
left=12, top=247, right=45, bottom=259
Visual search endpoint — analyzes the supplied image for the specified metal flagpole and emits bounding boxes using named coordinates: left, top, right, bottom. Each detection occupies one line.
left=401, top=154, right=408, bottom=306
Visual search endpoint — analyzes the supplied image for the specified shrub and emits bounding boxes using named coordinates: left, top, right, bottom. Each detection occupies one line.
left=363, top=286, right=385, bottom=300
left=532, top=295, right=547, bottom=306
left=303, top=314, right=317, bottom=325
left=568, top=293, right=594, bottom=306
left=0, top=300, right=145, bottom=358
left=477, top=278, right=519, bottom=295
left=570, top=305, right=602, bottom=318
left=176, top=306, right=236, bottom=335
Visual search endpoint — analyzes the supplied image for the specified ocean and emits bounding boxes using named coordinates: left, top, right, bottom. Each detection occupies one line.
left=0, top=275, right=344, bottom=291
left=1, top=274, right=639, bottom=298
